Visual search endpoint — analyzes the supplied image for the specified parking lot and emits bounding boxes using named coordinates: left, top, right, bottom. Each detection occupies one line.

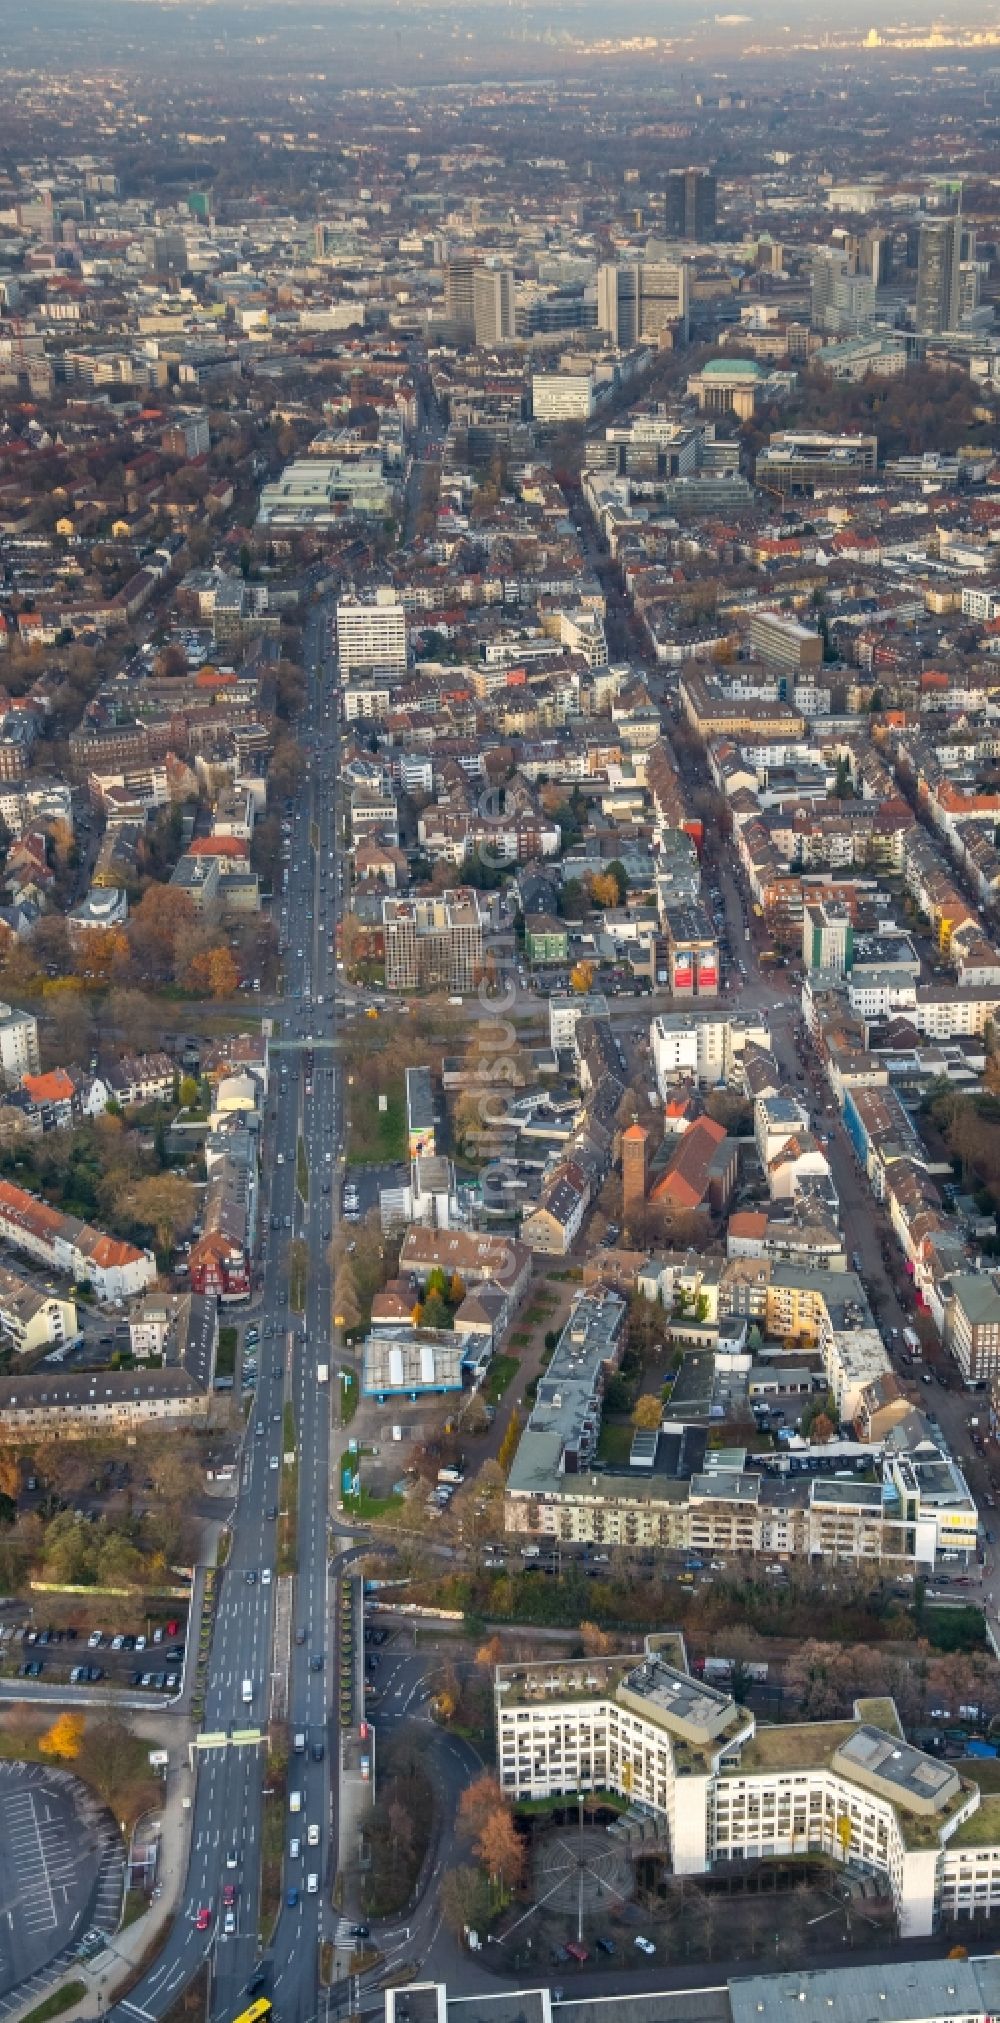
left=0, top=1761, right=123, bottom=2009
left=0, top=1609, right=189, bottom=1695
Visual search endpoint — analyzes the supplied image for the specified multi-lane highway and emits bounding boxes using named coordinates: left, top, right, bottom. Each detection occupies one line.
left=107, top=601, right=344, bottom=2023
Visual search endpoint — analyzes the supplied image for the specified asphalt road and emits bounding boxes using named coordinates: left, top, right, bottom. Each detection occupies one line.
left=104, top=600, right=345, bottom=2023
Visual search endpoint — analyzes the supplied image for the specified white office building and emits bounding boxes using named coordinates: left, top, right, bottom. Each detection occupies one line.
left=336, top=591, right=408, bottom=677
left=651, top=1011, right=771, bottom=1091
left=532, top=371, right=597, bottom=422
left=496, top=1638, right=999, bottom=1938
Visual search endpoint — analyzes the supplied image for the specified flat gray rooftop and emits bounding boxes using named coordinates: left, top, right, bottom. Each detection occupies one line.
left=834, top=1724, right=957, bottom=1807
left=624, top=1654, right=731, bottom=1728
left=730, top=1957, right=1000, bottom=2023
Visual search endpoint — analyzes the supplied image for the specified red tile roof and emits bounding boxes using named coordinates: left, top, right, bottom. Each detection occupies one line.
left=649, top=1115, right=726, bottom=1209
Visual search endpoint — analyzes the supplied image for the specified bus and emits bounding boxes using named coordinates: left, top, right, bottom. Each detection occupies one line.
left=233, top=2001, right=272, bottom=2023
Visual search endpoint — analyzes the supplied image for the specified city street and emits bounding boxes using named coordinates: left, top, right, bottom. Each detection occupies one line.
left=103, top=599, right=345, bottom=2023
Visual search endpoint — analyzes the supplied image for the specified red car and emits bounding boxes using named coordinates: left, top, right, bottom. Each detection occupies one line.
left=195, top=1907, right=212, bottom=1932
left=222, top=1884, right=236, bottom=1908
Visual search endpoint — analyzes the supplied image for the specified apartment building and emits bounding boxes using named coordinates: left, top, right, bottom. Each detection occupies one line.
left=0, top=1001, right=39, bottom=1083
left=504, top=1272, right=975, bottom=1566
left=748, top=608, right=823, bottom=675
left=651, top=1011, right=771, bottom=1090
left=0, top=1265, right=77, bottom=1355
left=495, top=1638, right=996, bottom=1939
left=0, top=1178, right=154, bottom=1301
left=0, top=1367, right=215, bottom=1436
left=504, top=1435, right=975, bottom=1566
left=382, top=889, right=487, bottom=993
left=802, top=900, right=854, bottom=975
left=680, top=669, right=806, bottom=741
left=945, top=1273, right=1000, bottom=1383
left=336, top=591, right=408, bottom=676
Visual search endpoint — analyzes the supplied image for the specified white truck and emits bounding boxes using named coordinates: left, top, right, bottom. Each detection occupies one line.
left=241, top=1677, right=253, bottom=1705
left=317, top=1364, right=329, bottom=1384
left=289, top=1789, right=302, bottom=1813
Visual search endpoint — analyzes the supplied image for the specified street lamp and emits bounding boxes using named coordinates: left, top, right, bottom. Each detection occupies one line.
left=576, top=1791, right=585, bottom=1945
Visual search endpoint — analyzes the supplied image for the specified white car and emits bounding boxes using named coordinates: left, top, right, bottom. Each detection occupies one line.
left=289, top=1836, right=301, bottom=1859
left=307, top=1822, right=320, bottom=1846
left=261, top=1568, right=271, bottom=1585
left=306, top=1873, right=319, bottom=1894
left=634, top=1936, right=655, bottom=1956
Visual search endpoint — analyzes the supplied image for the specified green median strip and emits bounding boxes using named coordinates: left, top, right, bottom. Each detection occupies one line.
left=296, top=1136, right=309, bottom=1201
left=289, top=1239, right=307, bottom=1312
left=279, top=1402, right=298, bottom=1574
left=21, top=1985, right=88, bottom=2023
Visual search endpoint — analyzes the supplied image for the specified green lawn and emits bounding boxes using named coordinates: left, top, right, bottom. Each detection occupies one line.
left=296, top=1136, right=309, bottom=1201
left=289, top=1240, right=307, bottom=1313
left=347, top=1083, right=406, bottom=1165
left=483, top=1354, right=519, bottom=1406
left=217, top=1326, right=237, bottom=1379
left=597, top=1420, right=634, bottom=1465
left=338, top=1449, right=404, bottom=1520
left=278, top=1456, right=298, bottom=1576
left=120, top=1890, right=149, bottom=1932
left=20, top=1986, right=87, bottom=2023
left=340, top=1368, right=359, bottom=1424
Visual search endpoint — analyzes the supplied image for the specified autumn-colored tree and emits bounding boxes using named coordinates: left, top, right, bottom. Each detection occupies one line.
left=458, top=1773, right=506, bottom=1839
left=153, top=644, right=188, bottom=679
left=580, top=1620, right=615, bottom=1656
left=185, top=945, right=239, bottom=999
left=440, top=1864, right=491, bottom=1936
left=569, top=959, right=594, bottom=995
left=129, top=886, right=197, bottom=985
left=433, top=1664, right=460, bottom=1722
left=128, top=1173, right=197, bottom=1258
left=632, top=1394, right=664, bottom=1431
left=74, top=927, right=130, bottom=987
left=587, top=871, right=620, bottom=910
left=338, top=913, right=366, bottom=977
left=449, top=1274, right=466, bottom=1305
left=47, top=819, right=75, bottom=872
left=32, top=914, right=73, bottom=974
left=810, top=1412, right=836, bottom=1445
left=40, top=1711, right=85, bottom=1761
left=476, top=1806, right=524, bottom=1895
left=498, top=1410, right=522, bottom=1476
left=107, top=988, right=162, bottom=1054
left=475, top=1635, right=504, bottom=1672
left=334, top=1261, right=362, bottom=1331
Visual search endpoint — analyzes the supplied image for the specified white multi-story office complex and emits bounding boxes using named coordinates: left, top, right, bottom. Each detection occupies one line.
left=496, top=1638, right=1000, bottom=1937
left=336, top=591, right=408, bottom=677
